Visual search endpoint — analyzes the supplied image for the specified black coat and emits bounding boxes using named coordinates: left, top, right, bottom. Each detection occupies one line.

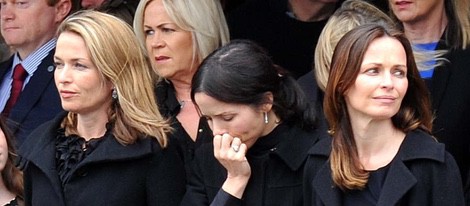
left=19, top=112, right=186, bottom=206
left=181, top=123, right=322, bottom=206
left=303, top=129, right=465, bottom=206
left=430, top=44, right=470, bottom=200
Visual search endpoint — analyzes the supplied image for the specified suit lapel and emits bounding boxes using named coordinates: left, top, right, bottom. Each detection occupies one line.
left=9, top=50, right=56, bottom=124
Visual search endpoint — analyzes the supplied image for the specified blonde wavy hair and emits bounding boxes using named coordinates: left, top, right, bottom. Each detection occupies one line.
left=57, top=10, right=171, bottom=147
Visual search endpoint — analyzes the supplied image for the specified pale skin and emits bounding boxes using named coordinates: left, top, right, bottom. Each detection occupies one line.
left=195, top=92, right=280, bottom=199
left=144, top=0, right=200, bottom=140
left=388, top=0, right=448, bottom=44
left=0, top=0, right=71, bottom=59
left=345, top=36, right=408, bottom=170
left=54, top=32, right=113, bottom=141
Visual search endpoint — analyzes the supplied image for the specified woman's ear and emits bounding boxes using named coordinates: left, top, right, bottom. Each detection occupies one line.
left=260, top=92, right=274, bottom=112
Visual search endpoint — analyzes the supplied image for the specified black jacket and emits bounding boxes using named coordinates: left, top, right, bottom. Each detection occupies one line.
left=304, top=129, right=465, bottom=206
left=19, top=112, right=186, bottom=206
left=181, top=123, right=322, bottom=206
left=430, top=43, right=470, bottom=201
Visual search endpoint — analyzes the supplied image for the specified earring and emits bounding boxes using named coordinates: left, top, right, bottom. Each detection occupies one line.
left=264, top=112, right=268, bottom=124
left=112, top=88, right=118, bottom=100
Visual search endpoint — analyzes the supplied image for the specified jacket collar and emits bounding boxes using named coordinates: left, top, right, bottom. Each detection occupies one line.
left=309, top=129, right=444, bottom=205
left=270, top=124, right=320, bottom=171
left=20, top=112, right=157, bottom=182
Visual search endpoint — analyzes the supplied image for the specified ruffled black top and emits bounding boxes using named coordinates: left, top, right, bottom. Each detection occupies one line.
left=55, top=127, right=108, bottom=185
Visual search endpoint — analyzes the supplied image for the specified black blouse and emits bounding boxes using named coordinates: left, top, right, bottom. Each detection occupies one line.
left=55, top=127, right=107, bottom=185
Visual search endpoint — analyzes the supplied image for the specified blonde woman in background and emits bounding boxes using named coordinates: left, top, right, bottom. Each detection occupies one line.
left=133, top=0, right=229, bottom=179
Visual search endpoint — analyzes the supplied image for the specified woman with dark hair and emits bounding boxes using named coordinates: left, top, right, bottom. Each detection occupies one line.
left=304, top=24, right=464, bottom=205
left=181, top=40, right=322, bottom=205
left=0, top=118, right=22, bottom=206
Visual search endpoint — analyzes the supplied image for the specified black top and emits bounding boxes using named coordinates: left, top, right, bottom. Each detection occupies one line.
left=155, top=81, right=213, bottom=179
left=55, top=127, right=106, bottom=185
left=343, top=164, right=390, bottom=206
left=227, top=0, right=332, bottom=78
left=181, top=123, right=322, bottom=205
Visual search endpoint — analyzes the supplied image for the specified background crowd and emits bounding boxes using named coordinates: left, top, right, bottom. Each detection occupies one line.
left=0, top=0, right=468, bottom=205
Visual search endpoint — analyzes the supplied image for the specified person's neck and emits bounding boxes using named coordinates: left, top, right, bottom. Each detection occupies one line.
left=403, top=8, right=448, bottom=44
left=76, top=109, right=110, bottom=141
left=350, top=117, right=405, bottom=170
left=288, top=0, right=337, bottom=22
left=0, top=179, right=15, bottom=205
left=172, top=79, right=192, bottom=102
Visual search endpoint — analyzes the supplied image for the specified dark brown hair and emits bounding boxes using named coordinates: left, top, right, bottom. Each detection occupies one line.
left=0, top=117, right=23, bottom=198
left=323, top=24, right=432, bottom=190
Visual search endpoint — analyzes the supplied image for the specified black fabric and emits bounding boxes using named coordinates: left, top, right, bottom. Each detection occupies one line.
left=155, top=81, right=213, bottom=180
left=227, top=0, right=333, bottom=78
left=19, top=112, right=186, bottom=206
left=181, top=123, right=322, bottom=206
left=55, top=128, right=105, bottom=185
left=343, top=164, right=390, bottom=206
left=304, top=129, right=465, bottom=205
left=430, top=41, right=470, bottom=199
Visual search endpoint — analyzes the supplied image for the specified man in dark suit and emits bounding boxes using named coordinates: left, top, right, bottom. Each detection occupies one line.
left=0, top=0, right=75, bottom=146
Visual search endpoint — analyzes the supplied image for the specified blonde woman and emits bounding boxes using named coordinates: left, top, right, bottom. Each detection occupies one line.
left=133, top=0, right=229, bottom=179
left=19, top=11, right=185, bottom=205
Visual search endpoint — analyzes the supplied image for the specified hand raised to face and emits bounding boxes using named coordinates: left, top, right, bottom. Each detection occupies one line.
left=213, top=133, right=251, bottom=199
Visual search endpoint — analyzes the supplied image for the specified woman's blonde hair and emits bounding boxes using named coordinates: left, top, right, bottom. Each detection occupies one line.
left=57, top=10, right=171, bottom=147
left=133, top=0, right=229, bottom=66
left=315, top=0, right=397, bottom=92
left=315, top=0, right=443, bottom=92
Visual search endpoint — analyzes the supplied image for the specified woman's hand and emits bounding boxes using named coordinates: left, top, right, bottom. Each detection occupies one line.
left=213, top=133, right=251, bottom=199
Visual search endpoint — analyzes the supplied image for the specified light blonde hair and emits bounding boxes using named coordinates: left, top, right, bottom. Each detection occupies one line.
left=57, top=10, right=171, bottom=147
left=133, top=0, right=229, bottom=65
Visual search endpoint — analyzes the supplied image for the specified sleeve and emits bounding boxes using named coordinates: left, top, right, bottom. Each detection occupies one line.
left=146, top=141, right=187, bottom=206
left=303, top=155, right=316, bottom=206
left=210, top=189, right=242, bottom=206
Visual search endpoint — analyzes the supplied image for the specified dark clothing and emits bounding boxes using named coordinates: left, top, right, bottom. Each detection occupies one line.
left=181, top=123, right=322, bottom=206
left=430, top=41, right=470, bottom=199
left=155, top=81, right=213, bottom=180
left=18, top=112, right=186, bottom=206
left=297, top=70, right=322, bottom=105
left=343, top=164, right=390, bottom=206
left=227, top=0, right=330, bottom=78
left=96, top=0, right=139, bottom=26
left=304, top=129, right=465, bottom=206
left=0, top=51, right=62, bottom=147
